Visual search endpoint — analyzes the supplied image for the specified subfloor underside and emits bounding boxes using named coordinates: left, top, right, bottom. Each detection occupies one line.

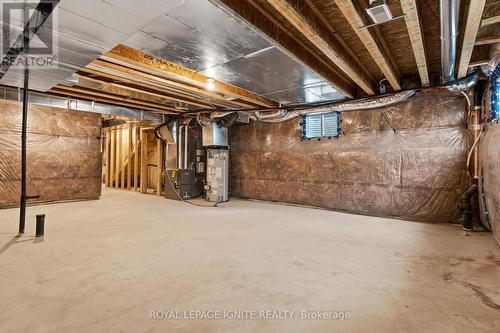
left=0, top=189, right=499, bottom=333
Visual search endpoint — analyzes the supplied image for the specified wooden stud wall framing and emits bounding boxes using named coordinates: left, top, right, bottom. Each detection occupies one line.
left=103, top=124, right=163, bottom=196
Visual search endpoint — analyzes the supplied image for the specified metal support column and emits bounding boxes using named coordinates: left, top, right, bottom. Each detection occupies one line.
left=18, top=5, right=30, bottom=235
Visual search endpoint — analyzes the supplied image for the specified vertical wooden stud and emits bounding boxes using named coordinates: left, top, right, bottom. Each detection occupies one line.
left=133, top=125, right=139, bottom=192
left=156, top=139, right=163, bottom=196
left=140, top=128, right=148, bottom=193
left=115, top=126, right=121, bottom=188
left=104, top=128, right=111, bottom=187
left=120, top=126, right=126, bottom=190
left=110, top=128, right=116, bottom=188
left=127, top=125, right=133, bottom=190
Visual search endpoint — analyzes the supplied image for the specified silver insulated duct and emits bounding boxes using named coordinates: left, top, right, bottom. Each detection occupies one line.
left=440, top=0, right=460, bottom=83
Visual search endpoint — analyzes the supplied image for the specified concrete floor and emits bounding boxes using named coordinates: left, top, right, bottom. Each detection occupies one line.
left=0, top=188, right=499, bottom=333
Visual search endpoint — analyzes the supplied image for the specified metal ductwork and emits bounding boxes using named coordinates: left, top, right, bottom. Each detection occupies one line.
left=440, top=0, right=460, bottom=83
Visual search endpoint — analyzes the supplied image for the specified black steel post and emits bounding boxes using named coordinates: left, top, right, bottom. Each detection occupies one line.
left=18, top=6, right=30, bottom=235
left=35, top=214, right=45, bottom=237
left=18, top=67, right=29, bottom=234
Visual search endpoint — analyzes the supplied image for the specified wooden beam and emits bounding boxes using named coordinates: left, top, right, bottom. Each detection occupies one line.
left=52, top=85, right=179, bottom=113
left=219, top=0, right=357, bottom=97
left=110, top=128, right=116, bottom=187
left=76, top=75, right=218, bottom=109
left=475, top=35, right=500, bottom=46
left=303, top=0, right=375, bottom=83
left=334, top=0, right=401, bottom=90
left=458, top=0, right=487, bottom=78
left=400, top=0, right=430, bottom=86
left=140, top=128, right=148, bottom=194
left=106, top=45, right=279, bottom=108
left=481, top=15, right=500, bottom=27
left=156, top=139, right=163, bottom=196
left=82, top=63, right=253, bottom=109
left=266, top=0, right=375, bottom=95
left=49, top=88, right=178, bottom=115
left=246, top=0, right=357, bottom=92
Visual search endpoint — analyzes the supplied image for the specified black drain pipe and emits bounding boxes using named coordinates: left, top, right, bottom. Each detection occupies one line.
left=459, top=184, right=478, bottom=231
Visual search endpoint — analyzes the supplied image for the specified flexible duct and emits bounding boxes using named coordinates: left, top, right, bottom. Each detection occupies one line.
left=443, top=69, right=481, bottom=92
left=214, top=112, right=240, bottom=128
left=252, top=109, right=288, bottom=120
left=440, top=0, right=460, bottom=83
left=258, top=70, right=481, bottom=123
left=193, top=71, right=481, bottom=125
left=260, top=91, right=416, bottom=123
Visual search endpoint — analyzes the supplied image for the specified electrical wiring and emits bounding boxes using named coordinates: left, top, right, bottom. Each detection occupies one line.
left=183, top=114, right=200, bottom=136
left=466, top=126, right=483, bottom=178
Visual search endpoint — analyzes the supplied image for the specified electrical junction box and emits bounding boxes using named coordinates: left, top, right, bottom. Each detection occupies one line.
left=205, top=148, right=229, bottom=202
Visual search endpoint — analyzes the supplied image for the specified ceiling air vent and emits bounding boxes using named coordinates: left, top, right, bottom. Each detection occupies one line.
left=366, top=0, right=393, bottom=24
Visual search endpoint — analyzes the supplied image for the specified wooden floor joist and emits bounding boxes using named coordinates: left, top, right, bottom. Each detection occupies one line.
left=50, top=86, right=179, bottom=114
left=76, top=75, right=219, bottom=109
left=105, top=45, right=279, bottom=108
left=481, top=15, right=500, bottom=27
left=246, top=0, right=357, bottom=93
left=266, top=0, right=375, bottom=95
left=302, top=0, right=375, bottom=83
left=469, top=59, right=489, bottom=67
left=458, top=0, right=487, bottom=78
left=475, top=35, right=500, bottom=46
left=83, top=62, right=254, bottom=109
left=334, top=0, right=401, bottom=91
left=400, top=0, right=430, bottom=86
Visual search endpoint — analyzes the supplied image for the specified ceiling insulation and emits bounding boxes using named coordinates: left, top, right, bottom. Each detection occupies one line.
left=122, top=0, right=346, bottom=104
left=0, top=0, right=346, bottom=105
left=0, top=0, right=183, bottom=91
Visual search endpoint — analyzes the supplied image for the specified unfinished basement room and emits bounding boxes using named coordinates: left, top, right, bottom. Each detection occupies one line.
left=1, top=0, right=500, bottom=332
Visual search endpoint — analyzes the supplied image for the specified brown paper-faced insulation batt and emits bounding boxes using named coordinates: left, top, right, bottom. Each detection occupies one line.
left=479, top=122, right=500, bottom=245
left=230, top=92, right=470, bottom=223
left=0, top=100, right=102, bottom=208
